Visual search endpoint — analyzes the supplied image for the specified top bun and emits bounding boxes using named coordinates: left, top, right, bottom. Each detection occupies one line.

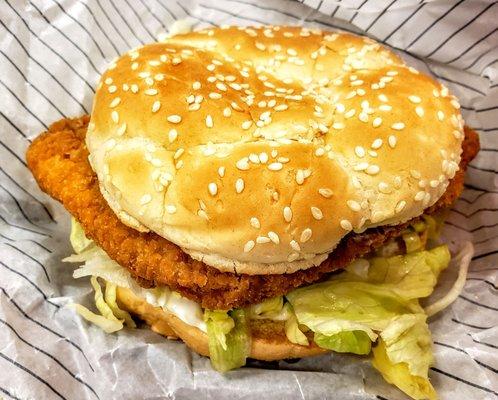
left=87, top=26, right=465, bottom=275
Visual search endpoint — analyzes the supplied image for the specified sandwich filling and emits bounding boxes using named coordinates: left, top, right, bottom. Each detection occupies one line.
left=66, top=216, right=472, bottom=400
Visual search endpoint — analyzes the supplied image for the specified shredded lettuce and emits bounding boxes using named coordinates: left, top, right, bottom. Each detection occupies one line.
left=69, top=217, right=94, bottom=254
left=67, top=276, right=127, bottom=333
left=104, top=282, right=136, bottom=328
left=67, top=303, right=123, bottom=333
left=287, top=246, right=451, bottom=399
left=205, top=309, right=250, bottom=372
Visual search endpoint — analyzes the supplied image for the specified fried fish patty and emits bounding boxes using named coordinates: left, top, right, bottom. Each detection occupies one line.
left=26, top=116, right=479, bottom=310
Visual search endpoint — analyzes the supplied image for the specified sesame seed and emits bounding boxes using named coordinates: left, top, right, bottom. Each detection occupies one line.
left=108, top=85, right=117, bottom=93
left=218, top=166, right=225, bottom=177
left=259, top=152, right=269, bottom=163
left=379, top=104, right=392, bottom=111
left=358, top=112, right=369, bottom=123
left=415, top=106, right=424, bottom=117
left=283, top=206, right=292, bottom=222
left=391, top=122, right=405, bottom=130
left=144, top=88, right=158, bottom=96
left=355, top=146, right=366, bottom=158
left=371, top=138, right=383, bottom=149
left=347, top=200, right=361, bottom=211
left=104, top=77, right=113, bottom=85
left=236, top=158, right=250, bottom=170
left=410, top=169, right=422, bottom=179
left=414, top=191, right=425, bottom=201
left=250, top=217, right=260, bottom=229
left=256, top=236, right=271, bottom=244
left=205, top=114, right=214, bottom=128
left=287, top=252, right=300, bottom=262
left=244, top=240, right=255, bottom=253
left=395, top=200, right=407, bottom=213
left=193, top=81, right=201, bottom=90
left=174, top=148, right=184, bottom=159
left=168, top=129, right=178, bottom=143
left=152, top=101, right=161, bottom=113
left=378, top=182, right=391, bottom=193
left=110, top=97, right=121, bottom=108
left=311, top=206, right=323, bottom=220
left=268, top=162, right=283, bottom=171
left=242, top=120, right=253, bottom=130
left=197, top=209, right=208, bottom=220
left=117, top=123, right=127, bottom=136
left=378, top=94, right=388, bottom=102
left=111, top=111, right=119, bottom=123
left=274, top=104, right=288, bottom=111
left=318, top=188, right=333, bottom=198
left=296, top=169, right=305, bottom=185
left=388, top=135, right=397, bottom=148
left=235, top=178, right=244, bottom=193
left=450, top=99, right=460, bottom=109
left=408, top=95, right=421, bottom=104
left=167, top=115, right=182, bottom=124
left=437, top=110, right=445, bottom=121
left=208, top=182, right=218, bottom=196
left=268, top=231, right=280, bottom=244
left=371, top=117, right=382, bottom=128
left=340, top=219, right=352, bottom=231
left=354, top=161, right=369, bottom=171
left=366, top=165, right=380, bottom=175
left=344, top=109, right=356, bottom=118
left=216, top=82, right=227, bottom=91
left=223, top=107, right=231, bottom=117
left=140, top=194, right=152, bottom=205
left=300, top=228, right=312, bottom=243
left=166, top=205, right=176, bottom=214
left=290, top=240, right=301, bottom=252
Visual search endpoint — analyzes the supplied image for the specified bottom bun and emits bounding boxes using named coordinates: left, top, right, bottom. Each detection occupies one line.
left=116, top=287, right=328, bottom=361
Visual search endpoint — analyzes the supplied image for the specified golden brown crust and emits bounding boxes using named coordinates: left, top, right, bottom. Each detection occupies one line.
left=116, top=287, right=327, bottom=361
left=26, top=117, right=479, bottom=309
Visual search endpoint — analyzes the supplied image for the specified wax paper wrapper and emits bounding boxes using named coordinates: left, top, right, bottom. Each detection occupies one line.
left=0, top=0, right=497, bottom=399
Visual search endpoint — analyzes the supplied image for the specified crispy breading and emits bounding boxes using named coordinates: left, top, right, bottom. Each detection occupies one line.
left=26, top=117, right=479, bottom=310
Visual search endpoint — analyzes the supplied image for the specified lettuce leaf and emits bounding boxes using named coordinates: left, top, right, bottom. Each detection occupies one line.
left=314, top=330, right=371, bottom=355
left=284, top=304, right=309, bottom=346
left=347, top=245, right=450, bottom=301
left=205, top=309, right=251, bottom=372
left=286, top=247, right=449, bottom=399
left=372, top=339, right=437, bottom=400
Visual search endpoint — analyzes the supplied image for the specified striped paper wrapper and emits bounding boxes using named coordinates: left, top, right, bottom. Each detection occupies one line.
left=0, top=0, right=497, bottom=399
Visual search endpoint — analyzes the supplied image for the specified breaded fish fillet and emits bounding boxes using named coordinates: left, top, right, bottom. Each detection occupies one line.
left=27, top=116, right=479, bottom=310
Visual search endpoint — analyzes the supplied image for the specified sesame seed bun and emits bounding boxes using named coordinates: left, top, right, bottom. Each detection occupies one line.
left=116, top=286, right=327, bottom=360
left=87, top=26, right=465, bottom=275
